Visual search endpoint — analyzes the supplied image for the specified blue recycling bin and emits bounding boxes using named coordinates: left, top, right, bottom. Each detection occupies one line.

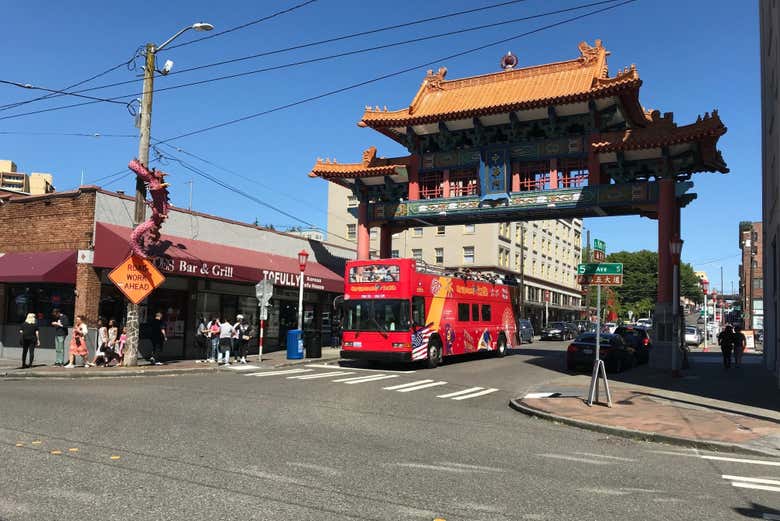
left=286, top=329, right=304, bottom=360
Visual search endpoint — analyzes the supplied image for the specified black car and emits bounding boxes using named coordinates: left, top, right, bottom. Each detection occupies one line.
left=566, top=333, right=636, bottom=372
left=614, top=325, right=652, bottom=364
left=516, top=319, right=534, bottom=344
left=541, top=321, right=576, bottom=341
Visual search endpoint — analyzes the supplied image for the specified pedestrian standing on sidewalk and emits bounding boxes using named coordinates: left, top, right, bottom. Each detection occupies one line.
left=148, top=312, right=166, bottom=366
left=733, top=325, right=747, bottom=368
left=65, top=315, right=89, bottom=368
left=18, top=313, right=39, bottom=368
left=51, top=309, right=69, bottom=366
left=717, top=324, right=735, bottom=369
left=218, top=316, right=234, bottom=365
left=89, top=319, right=109, bottom=367
left=233, top=315, right=252, bottom=364
left=207, top=316, right=220, bottom=362
left=194, top=316, right=208, bottom=363
left=232, top=314, right=245, bottom=364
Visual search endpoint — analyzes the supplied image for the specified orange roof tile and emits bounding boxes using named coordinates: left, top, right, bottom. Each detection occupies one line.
left=309, top=146, right=411, bottom=180
left=359, top=40, right=641, bottom=128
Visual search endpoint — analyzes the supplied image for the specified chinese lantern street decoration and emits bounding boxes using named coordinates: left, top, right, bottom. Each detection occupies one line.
left=127, top=159, right=171, bottom=258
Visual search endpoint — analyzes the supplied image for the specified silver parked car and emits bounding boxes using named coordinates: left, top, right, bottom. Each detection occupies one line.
left=684, top=326, right=701, bottom=346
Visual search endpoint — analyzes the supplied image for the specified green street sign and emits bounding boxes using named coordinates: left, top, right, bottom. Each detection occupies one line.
left=577, top=262, right=623, bottom=275
left=593, top=239, right=606, bottom=252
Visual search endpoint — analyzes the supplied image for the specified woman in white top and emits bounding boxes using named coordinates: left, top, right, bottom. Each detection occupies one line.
left=218, top=317, right=235, bottom=365
left=89, top=319, right=109, bottom=367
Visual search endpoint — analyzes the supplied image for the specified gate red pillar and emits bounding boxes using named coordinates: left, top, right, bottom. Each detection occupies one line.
left=379, top=225, right=393, bottom=259
left=357, top=201, right=370, bottom=260
left=657, top=178, right=675, bottom=304
left=549, top=158, right=559, bottom=189
left=407, top=158, right=420, bottom=201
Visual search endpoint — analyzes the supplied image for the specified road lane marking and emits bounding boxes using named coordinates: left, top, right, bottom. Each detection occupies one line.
left=732, top=482, right=780, bottom=492
left=437, top=387, right=484, bottom=399
left=389, top=463, right=469, bottom=473
left=451, top=388, right=499, bottom=401
left=439, top=462, right=505, bottom=473
left=396, top=381, right=448, bottom=393
left=50, top=450, right=62, bottom=455
left=245, top=368, right=312, bottom=377
left=306, top=363, right=416, bottom=374
left=701, top=455, right=780, bottom=467
left=68, top=448, right=79, bottom=453
left=332, top=373, right=396, bottom=383
left=723, top=475, right=780, bottom=486
left=31, top=440, right=42, bottom=445
left=342, top=375, right=399, bottom=384
left=289, top=371, right=355, bottom=380
left=383, top=379, right=434, bottom=390
left=110, top=455, right=121, bottom=460
left=539, top=454, right=612, bottom=465
left=573, top=452, right=637, bottom=462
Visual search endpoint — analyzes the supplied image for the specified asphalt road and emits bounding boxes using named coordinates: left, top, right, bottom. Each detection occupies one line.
left=1, top=342, right=778, bottom=521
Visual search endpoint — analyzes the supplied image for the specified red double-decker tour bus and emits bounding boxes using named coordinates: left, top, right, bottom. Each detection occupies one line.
left=340, top=258, right=518, bottom=368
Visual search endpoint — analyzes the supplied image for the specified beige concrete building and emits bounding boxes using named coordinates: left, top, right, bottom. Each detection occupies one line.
left=327, top=182, right=583, bottom=328
left=0, top=160, right=55, bottom=195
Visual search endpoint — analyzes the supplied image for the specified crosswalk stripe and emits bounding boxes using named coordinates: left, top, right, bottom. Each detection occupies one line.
left=245, top=368, right=312, bottom=377
left=723, top=475, right=780, bottom=486
left=702, top=455, right=780, bottom=467
left=289, top=371, right=355, bottom=380
left=332, top=373, right=391, bottom=383
left=451, top=388, right=499, bottom=401
left=343, top=375, right=399, bottom=384
left=437, top=387, right=484, bottom=399
left=383, top=380, right=434, bottom=390
left=731, top=482, right=780, bottom=493
left=227, top=364, right=260, bottom=371
left=396, top=381, right=447, bottom=393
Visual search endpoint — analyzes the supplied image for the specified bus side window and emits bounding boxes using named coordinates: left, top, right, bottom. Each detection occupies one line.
left=412, top=297, right=426, bottom=326
left=481, top=304, right=491, bottom=322
left=458, top=303, right=470, bottom=321
left=471, top=304, right=479, bottom=322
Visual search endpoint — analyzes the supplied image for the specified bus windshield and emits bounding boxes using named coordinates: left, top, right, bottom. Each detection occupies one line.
left=343, top=299, right=411, bottom=332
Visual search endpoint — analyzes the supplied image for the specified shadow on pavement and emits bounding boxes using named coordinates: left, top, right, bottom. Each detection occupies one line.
left=733, top=502, right=780, bottom=519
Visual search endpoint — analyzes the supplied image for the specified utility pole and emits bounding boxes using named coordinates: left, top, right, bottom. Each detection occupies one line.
left=123, top=43, right=155, bottom=367
left=519, top=222, right=525, bottom=318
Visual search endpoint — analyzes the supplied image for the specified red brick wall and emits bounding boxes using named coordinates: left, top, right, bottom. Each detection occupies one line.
left=0, top=188, right=96, bottom=252
left=75, top=263, right=101, bottom=325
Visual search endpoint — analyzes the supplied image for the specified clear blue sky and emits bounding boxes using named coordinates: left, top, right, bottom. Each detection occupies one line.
left=0, top=0, right=759, bottom=292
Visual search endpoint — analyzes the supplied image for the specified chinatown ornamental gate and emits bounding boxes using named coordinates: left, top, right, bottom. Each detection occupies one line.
left=309, top=41, right=728, bottom=370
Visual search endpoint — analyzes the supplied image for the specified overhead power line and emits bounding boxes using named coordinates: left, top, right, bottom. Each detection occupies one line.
left=163, top=152, right=352, bottom=244
left=162, top=0, right=320, bottom=51
left=0, top=50, right=141, bottom=112
left=9, top=0, right=544, bottom=101
left=0, top=0, right=628, bottom=125
left=0, top=79, right=132, bottom=109
left=160, top=0, right=636, bottom=143
left=0, top=130, right=136, bottom=138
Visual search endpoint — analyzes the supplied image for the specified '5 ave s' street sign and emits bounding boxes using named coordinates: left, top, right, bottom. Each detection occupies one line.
left=577, top=262, right=623, bottom=275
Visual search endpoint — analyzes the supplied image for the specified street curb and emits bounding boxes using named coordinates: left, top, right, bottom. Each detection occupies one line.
left=0, top=355, right=343, bottom=380
left=509, top=398, right=780, bottom=458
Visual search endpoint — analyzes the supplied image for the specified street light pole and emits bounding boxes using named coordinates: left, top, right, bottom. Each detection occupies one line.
left=123, top=23, right=213, bottom=366
left=297, top=250, right=309, bottom=331
left=670, top=235, right=683, bottom=375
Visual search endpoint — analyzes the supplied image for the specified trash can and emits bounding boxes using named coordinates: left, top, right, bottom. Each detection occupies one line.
left=305, top=330, right=322, bottom=359
left=286, top=329, right=303, bottom=360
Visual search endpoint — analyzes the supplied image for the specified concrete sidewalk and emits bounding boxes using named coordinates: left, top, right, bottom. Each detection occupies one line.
left=511, top=352, right=780, bottom=457
left=0, top=347, right=341, bottom=378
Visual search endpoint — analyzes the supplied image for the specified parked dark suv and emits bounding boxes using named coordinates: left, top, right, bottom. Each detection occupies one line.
left=614, top=325, right=652, bottom=364
left=566, top=333, right=636, bottom=372
left=541, top=321, right=576, bottom=341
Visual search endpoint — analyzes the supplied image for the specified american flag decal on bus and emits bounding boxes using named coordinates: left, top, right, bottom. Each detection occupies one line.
left=411, top=326, right=433, bottom=360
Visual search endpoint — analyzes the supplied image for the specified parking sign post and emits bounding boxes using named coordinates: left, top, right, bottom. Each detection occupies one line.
left=255, top=279, right=274, bottom=364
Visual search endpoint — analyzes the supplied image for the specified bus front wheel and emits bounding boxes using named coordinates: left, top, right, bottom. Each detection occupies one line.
left=426, top=341, right=441, bottom=369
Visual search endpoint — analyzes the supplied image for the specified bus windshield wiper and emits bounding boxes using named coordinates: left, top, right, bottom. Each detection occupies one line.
left=370, top=317, right=389, bottom=338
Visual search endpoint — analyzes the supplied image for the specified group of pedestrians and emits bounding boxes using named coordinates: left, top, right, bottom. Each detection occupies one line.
left=717, top=324, right=747, bottom=369
left=195, top=315, right=255, bottom=365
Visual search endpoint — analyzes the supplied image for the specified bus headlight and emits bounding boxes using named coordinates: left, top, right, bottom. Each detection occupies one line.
left=392, top=342, right=411, bottom=349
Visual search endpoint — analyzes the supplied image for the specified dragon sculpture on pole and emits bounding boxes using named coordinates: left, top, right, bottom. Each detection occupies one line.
left=128, top=158, right=171, bottom=258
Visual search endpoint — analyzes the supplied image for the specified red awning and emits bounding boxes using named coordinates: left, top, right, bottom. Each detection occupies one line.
left=0, top=250, right=77, bottom=284
left=93, top=222, right=344, bottom=293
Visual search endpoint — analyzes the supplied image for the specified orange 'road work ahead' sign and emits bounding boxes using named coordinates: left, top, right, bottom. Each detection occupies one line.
left=108, top=254, right=166, bottom=304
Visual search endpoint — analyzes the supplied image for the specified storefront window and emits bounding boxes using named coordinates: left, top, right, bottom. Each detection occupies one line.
left=6, top=284, right=75, bottom=324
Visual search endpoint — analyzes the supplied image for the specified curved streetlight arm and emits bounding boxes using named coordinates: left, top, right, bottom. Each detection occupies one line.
left=156, top=23, right=213, bottom=53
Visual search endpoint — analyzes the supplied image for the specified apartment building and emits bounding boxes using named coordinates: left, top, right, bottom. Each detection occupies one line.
left=327, top=183, right=583, bottom=329
left=739, top=222, right=764, bottom=331
left=0, top=160, right=55, bottom=195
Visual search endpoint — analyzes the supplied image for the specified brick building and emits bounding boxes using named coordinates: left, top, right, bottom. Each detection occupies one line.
left=0, top=186, right=351, bottom=361
left=738, top=222, right=763, bottom=331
